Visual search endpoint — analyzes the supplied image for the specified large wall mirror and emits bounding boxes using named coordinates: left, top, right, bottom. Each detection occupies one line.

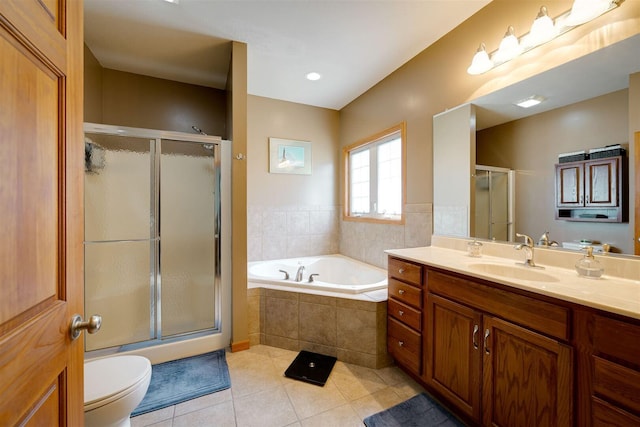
left=434, top=34, right=640, bottom=256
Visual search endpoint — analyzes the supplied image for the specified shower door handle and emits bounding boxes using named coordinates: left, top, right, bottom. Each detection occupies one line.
left=69, top=314, right=102, bottom=340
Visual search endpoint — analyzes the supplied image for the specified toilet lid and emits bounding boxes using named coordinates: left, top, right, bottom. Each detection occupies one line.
left=84, top=355, right=152, bottom=408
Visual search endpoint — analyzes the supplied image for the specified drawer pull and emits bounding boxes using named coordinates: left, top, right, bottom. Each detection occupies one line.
left=398, top=289, right=405, bottom=295
left=473, top=324, right=479, bottom=350
left=398, top=310, right=404, bottom=316
left=484, top=329, right=490, bottom=354
left=398, top=341, right=404, bottom=347
left=398, top=268, right=405, bottom=274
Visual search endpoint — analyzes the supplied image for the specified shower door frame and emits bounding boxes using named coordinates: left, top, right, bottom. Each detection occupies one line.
left=474, top=165, right=515, bottom=242
left=83, top=123, right=232, bottom=359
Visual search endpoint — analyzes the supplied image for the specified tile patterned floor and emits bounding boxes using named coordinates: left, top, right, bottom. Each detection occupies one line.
left=130, top=344, right=425, bottom=427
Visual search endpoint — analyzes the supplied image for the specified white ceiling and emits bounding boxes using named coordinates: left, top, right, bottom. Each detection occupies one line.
left=84, top=0, right=492, bottom=110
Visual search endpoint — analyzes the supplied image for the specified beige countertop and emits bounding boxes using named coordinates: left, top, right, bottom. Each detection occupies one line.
left=386, top=245, right=640, bottom=321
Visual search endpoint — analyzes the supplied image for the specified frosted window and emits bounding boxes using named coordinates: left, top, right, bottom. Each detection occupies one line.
left=377, top=138, right=401, bottom=216
left=350, top=150, right=370, bottom=214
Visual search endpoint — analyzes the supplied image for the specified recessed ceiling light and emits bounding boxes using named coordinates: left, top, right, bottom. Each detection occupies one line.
left=163, top=0, right=179, bottom=4
left=515, top=95, right=545, bottom=108
left=306, top=72, right=322, bottom=81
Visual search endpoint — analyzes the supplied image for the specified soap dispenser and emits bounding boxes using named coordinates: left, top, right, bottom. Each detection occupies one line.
left=575, top=246, right=604, bottom=279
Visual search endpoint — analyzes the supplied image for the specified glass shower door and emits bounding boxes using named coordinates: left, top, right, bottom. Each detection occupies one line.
left=84, top=133, right=153, bottom=351
left=159, top=140, right=218, bottom=337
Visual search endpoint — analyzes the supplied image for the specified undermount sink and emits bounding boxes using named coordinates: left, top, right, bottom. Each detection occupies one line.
left=468, top=263, right=560, bottom=283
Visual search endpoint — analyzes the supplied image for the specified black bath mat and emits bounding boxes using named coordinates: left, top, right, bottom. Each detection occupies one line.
left=284, top=350, right=337, bottom=386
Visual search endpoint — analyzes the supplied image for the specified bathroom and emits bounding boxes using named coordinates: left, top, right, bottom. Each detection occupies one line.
left=3, top=0, right=640, bottom=425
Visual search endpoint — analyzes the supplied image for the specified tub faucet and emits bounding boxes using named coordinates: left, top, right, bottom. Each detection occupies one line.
left=514, top=233, right=537, bottom=267
left=295, top=264, right=305, bottom=282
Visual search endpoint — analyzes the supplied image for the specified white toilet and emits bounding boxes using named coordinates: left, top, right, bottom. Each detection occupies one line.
left=84, top=355, right=152, bottom=427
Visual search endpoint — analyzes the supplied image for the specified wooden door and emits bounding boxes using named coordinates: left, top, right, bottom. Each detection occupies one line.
left=584, top=157, right=618, bottom=207
left=555, top=162, right=584, bottom=207
left=482, top=316, right=573, bottom=427
left=426, top=293, right=482, bottom=423
left=0, top=0, right=84, bottom=425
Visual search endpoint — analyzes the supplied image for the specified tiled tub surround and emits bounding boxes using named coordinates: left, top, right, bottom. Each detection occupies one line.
left=247, top=205, right=340, bottom=262
left=248, top=203, right=432, bottom=268
left=340, top=203, right=433, bottom=269
left=247, top=287, right=392, bottom=369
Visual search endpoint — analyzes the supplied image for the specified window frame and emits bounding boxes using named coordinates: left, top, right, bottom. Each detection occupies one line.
left=343, top=122, right=406, bottom=224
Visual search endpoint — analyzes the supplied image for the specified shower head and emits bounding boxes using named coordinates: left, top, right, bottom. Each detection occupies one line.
left=192, top=125, right=207, bottom=135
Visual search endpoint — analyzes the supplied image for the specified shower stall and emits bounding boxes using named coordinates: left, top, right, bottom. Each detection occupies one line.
left=83, top=123, right=231, bottom=358
left=473, top=165, right=515, bottom=242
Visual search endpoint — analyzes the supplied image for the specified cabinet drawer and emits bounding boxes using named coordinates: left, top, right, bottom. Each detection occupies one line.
left=592, top=396, right=640, bottom=426
left=388, top=317, right=421, bottom=374
left=388, top=298, right=421, bottom=331
left=389, top=278, right=422, bottom=309
left=593, top=314, right=640, bottom=368
left=428, top=269, right=569, bottom=340
left=388, top=257, right=422, bottom=286
left=593, top=356, right=640, bottom=414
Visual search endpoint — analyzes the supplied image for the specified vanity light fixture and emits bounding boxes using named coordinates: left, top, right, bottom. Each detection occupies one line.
left=467, top=0, right=622, bottom=75
left=494, top=26, right=522, bottom=63
left=467, top=43, right=493, bottom=75
left=525, top=6, right=558, bottom=47
left=306, top=72, right=322, bottom=81
left=514, top=95, right=546, bottom=108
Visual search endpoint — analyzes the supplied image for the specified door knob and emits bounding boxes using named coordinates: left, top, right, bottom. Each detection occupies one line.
left=69, top=314, right=102, bottom=340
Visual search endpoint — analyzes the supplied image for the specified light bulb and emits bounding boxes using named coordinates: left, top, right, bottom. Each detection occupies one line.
left=526, top=6, right=558, bottom=47
left=494, top=26, right=522, bottom=64
left=467, top=43, right=493, bottom=75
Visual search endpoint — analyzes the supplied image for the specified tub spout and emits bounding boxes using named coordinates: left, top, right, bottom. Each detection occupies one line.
left=295, top=264, right=305, bottom=282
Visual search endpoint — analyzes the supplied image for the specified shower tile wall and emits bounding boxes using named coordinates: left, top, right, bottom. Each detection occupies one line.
left=247, top=205, right=339, bottom=261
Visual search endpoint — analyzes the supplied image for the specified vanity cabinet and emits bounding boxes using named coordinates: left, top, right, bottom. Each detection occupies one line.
left=387, top=257, right=423, bottom=376
left=555, top=156, right=624, bottom=222
left=576, top=310, right=640, bottom=426
left=424, top=268, right=573, bottom=426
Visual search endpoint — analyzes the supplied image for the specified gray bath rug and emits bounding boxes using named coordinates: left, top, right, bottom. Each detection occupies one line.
left=363, top=392, right=466, bottom=427
left=131, top=349, right=230, bottom=416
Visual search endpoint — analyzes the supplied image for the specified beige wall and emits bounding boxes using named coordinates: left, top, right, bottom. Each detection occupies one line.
left=247, top=95, right=341, bottom=261
left=84, top=45, right=103, bottom=123
left=477, top=89, right=631, bottom=253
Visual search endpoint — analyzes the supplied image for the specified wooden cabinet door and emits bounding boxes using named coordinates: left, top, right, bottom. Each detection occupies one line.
left=584, top=158, right=618, bottom=207
left=482, top=316, right=573, bottom=427
left=555, top=162, right=584, bottom=207
left=426, top=293, right=482, bottom=422
left=0, top=0, right=84, bottom=425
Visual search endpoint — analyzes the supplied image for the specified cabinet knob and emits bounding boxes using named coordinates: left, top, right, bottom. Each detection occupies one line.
left=398, top=268, right=405, bottom=274
left=398, top=310, right=404, bottom=316
left=398, top=289, right=405, bottom=295
left=398, top=341, right=404, bottom=347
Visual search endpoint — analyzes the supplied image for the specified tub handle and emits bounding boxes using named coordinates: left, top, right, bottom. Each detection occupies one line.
left=308, top=273, right=319, bottom=283
left=278, top=269, right=290, bottom=280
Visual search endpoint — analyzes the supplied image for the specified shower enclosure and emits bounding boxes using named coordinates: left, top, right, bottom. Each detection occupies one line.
left=473, top=165, right=515, bottom=242
left=83, top=123, right=231, bottom=355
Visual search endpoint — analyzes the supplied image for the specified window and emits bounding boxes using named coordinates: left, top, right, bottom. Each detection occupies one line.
left=343, top=123, right=405, bottom=223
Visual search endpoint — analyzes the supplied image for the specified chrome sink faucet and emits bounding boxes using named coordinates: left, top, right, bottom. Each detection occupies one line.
left=514, top=233, right=537, bottom=267
left=295, top=264, right=305, bottom=282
